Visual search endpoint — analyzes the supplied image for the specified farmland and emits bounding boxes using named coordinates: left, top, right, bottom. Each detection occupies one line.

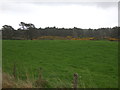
left=2, top=40, right=118, bottom=88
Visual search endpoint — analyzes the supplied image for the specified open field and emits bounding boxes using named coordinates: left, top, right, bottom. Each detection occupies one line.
left=2, top=40, right=118, bottom=88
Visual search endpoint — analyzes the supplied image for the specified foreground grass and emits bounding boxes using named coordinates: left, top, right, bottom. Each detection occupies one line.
left=2, top=40, right=118, bottom=88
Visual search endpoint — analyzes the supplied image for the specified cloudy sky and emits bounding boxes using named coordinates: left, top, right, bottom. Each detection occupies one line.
left=0, top=0, right=119, bottom=29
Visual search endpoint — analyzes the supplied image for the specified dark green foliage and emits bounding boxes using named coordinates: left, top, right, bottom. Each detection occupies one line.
left=1, top=22, right=120, bottom=40
left=2, top=25, right=15, bottom=39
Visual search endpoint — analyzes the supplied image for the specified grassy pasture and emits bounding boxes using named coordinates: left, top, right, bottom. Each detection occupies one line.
left=2, top=40, right=118, bottom=88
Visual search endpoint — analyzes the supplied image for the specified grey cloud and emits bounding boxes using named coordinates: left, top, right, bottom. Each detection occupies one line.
left=28, top=2, right=117, bottom=8
left=1, top=0, right=117, bottom=8
left=0, top=2, right=34, bottom=14
left=92, top=2, right=117, bottom=8
left=0, top=1, right=118, bottom=17
left=118, top=1, right=120, bottom=26
left=0, top=1, right=117, bottom=13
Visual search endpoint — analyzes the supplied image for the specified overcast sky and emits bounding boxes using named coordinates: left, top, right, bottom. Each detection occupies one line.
left=0, top=0, right=119, bottom=29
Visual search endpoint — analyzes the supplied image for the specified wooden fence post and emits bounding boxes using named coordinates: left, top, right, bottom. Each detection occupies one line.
left=13, top=63, right=16, bottom=78
left=38, top=67, right=42, bottom=81
left=73, top=73, right=78, bottom=89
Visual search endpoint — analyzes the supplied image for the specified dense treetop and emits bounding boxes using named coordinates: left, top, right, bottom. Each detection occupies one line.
left=1, top=22, right=120, bottom=40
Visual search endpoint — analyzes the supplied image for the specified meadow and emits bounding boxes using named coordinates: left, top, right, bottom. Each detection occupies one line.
left=2, top=40, right=118, bottom=88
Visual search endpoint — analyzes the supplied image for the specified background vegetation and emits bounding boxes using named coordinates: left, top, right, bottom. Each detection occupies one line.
left=1, top=22, right=120, bottom=40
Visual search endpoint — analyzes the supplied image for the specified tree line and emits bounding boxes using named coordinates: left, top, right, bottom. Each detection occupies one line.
left=1, top=22, right=120, bottom=40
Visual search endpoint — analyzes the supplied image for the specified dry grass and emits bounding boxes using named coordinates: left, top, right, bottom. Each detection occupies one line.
left=2, top=72, right=49, bottom=88
left=2, top=73, right=33, bottom=88
left=2, top=73, right=16, bottom=88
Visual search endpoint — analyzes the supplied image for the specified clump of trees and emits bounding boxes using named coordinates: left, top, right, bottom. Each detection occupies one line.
left=1, top=22, right=120, bottom=40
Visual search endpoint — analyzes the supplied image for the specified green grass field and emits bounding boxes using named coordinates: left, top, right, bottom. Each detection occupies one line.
left=2, top=40, right=118, bottom=88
